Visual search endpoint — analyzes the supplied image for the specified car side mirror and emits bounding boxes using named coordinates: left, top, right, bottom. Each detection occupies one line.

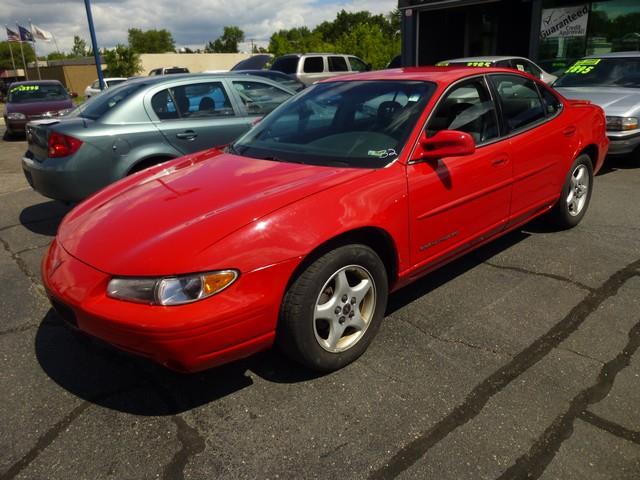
left=412, top=130, right=475, bottom=162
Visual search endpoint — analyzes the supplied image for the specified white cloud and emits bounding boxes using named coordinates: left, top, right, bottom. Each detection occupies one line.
left=1, top=0, right=396, bottom=54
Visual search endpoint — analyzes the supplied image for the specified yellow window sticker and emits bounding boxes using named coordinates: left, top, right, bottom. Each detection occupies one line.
left=10, top=85, right=40, bottom=93
left=516, top=64, right=525, bottom=72
left=466, top=61, right=492, bottom=67
left=436, top=61, right=449, bottom=67
left=565, top=58, right=601, bottom=74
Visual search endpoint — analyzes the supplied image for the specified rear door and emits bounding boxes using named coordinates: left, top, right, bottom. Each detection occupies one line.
left=146, top=79, right=250, bottom=154
left=299, top=56, right=328, bottom=85
left=488, top=73, right=566, bottom=225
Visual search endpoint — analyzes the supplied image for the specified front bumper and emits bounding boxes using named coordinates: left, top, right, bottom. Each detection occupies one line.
left=5, top=117, right=27, bottom=133
left=607, top=130, right=640, bottom=155
left=42, top=239, right=296, bottom=372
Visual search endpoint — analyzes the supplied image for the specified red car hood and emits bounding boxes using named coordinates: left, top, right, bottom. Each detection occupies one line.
left=58, top=150, right=371, bottom=276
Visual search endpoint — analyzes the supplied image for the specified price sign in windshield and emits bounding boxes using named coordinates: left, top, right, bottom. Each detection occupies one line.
left=565, top=58, right=601, bottom=74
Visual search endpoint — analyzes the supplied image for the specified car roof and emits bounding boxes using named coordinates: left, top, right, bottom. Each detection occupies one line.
left=584, top=51, right=640, bottom=58
left=9, top=80, right=64, bottom=87
left=444, top=56, right=524, bottom=63
left=318, top=66, right=532, bottom=84
left=122, top=73, right=297, bottom=92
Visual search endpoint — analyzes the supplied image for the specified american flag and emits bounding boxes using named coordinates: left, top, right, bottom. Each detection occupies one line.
left=6, top=27, right=20, bottom=42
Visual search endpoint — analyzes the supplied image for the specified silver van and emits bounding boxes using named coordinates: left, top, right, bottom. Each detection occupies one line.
left=271, top=53, right=371, bottom=86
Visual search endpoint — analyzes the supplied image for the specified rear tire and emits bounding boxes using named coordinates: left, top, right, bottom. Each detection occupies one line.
left=548, top=154, right=593, bottom=229
left=278, top=244, right=388, bottom=372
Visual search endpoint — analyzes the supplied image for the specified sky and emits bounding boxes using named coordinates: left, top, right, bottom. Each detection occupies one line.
left=1, top=0, right=396, bottom=55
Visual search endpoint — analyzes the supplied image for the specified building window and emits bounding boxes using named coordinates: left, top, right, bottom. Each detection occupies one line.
left=588, top=0, right=640, bottom=54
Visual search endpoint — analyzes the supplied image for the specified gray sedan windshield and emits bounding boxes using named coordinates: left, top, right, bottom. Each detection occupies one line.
left=554, top=57, right=640, bottom=88
left=231, top=80, right=435, bottom=168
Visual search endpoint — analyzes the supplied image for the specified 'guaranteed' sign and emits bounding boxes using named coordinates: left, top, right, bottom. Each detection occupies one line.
left=540, top=5, right=589, bottom=40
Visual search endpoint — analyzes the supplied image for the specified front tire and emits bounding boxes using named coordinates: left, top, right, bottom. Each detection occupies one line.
left=548, top=154, right=593, bottom=229
left=278, top=244, right=388, bottom=372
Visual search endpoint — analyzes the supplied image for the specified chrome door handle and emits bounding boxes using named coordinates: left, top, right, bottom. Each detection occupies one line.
left=176, top=130, right=197, bottom=140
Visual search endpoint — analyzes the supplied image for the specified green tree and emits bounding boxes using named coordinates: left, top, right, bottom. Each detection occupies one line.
left=103, top=44, right=142, bottom=77
left=335, top=22, right=400, bottom=70
left=205, top=26, right=245, bottom=53
left=128, top=28, right=175, bottom=53
left=46, top=51, right=67, bottom=61
left=71, top=35, right=89, bottom=57
left=0, top=41, right=35, bottom=70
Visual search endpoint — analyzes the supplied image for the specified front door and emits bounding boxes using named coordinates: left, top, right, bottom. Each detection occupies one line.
left=407, top=76, right=512, bottom=270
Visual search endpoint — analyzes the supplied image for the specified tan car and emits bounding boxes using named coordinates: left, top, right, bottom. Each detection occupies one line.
left=270, top=53, right=371, bottom=86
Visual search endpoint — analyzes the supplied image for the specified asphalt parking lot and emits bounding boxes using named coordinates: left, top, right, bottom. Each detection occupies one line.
left=1, top=128, right=639, bottom=480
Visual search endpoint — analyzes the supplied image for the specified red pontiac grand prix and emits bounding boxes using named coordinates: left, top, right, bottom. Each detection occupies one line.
left=43, top=67, right=608, bottom=373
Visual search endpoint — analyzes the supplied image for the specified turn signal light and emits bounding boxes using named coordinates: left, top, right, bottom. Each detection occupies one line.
left=48, top=132, right=83, bottom=158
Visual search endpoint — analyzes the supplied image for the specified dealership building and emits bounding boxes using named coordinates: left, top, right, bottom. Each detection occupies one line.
left=399, top=0, right=639, bottom=74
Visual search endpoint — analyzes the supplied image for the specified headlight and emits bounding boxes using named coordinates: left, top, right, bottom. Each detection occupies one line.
left=606, top=116, right=638, bottom=131
left=107, top=270, right=238, bottom=306
left=7, top=112, right=26, bottom=120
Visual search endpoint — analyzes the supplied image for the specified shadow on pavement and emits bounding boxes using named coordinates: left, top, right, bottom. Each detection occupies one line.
left=35, top=310, right=321, bottom=416
left=20, top=201, right=72, bottom=236
left=387, top=228, right=530, bottom=315
left=596, top=153, right=638, bottom=176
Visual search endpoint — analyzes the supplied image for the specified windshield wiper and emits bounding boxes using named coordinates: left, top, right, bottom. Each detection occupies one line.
left=259, top=156, right=305, bottom=164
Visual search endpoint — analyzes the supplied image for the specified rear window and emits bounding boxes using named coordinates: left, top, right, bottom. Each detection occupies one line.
left=303, top=57, right=324, bottom=73
left=271, top=56, right=299, bottom=74
left=8, top=84, right=69, bottom=103
left=106, top=79, right=126, bottom=87
left=75, top=83, right=145, bottom=120
left=164, top=68, right=189, bottom=74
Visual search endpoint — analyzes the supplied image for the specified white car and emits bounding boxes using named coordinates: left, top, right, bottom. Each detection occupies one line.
left=84, top=77, right=128, bottom=99
left=437, top=56, right=557, bottom=84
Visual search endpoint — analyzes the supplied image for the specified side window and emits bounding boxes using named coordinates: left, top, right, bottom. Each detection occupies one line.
left=328, top=56, right=348, bottom=72
left=491, top=74, right=545, bottom=132
left=168, top=82, right=234, bottom=119
left=494, top=60, right=511, bottom=68
left=151, top=89, right=179, bottom=120
left=427, top=78, right=499, bottom=144
left=523, top=61, right=542, bottom=79
left=303, top=57, right=324, bottom=73
left=348, top=57, right=369, bottom=72
left=538, top=84, right=563, bottom=116
left=232, top=80, right=292, bottom=115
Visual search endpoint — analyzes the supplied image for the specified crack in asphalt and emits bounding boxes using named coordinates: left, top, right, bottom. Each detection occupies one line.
left=482, top=261, right=595, bottom=293
left=497, top=318, right=640, bottom=479
left=399, top=316, right=508, bottom=357
left=0, top=236, right=47, bottom=300
left=369, top=258, right=640, bottom=480
left=0, top=385, right=138, bottom=480
left=556, top=347, right=605, bottom=366
left=577, top=410, right=640, bottom=446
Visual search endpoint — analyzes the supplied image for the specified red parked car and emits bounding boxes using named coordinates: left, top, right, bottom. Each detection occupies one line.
left=42, top=67, right=608, bottom=373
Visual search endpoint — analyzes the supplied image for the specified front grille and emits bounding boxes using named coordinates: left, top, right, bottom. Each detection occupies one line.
left=50, top=298, right=78, bottom=328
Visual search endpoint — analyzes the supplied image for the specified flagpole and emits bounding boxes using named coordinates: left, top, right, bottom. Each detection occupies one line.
left=4, top=26, right=18, bottom=76
left=29, top=20, right=42, bottom=80
left=16, top=23, right=29, bottom=80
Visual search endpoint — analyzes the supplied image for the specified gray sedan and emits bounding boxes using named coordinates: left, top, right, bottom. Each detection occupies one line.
left=22, top=74, right=295, bottom=202
left=554, top=52, right=640, bottom=156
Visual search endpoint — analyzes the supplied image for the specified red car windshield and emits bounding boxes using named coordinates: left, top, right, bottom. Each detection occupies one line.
left=231, top=80, right=435, bottom=168
left=8, top=84, right=69, bottom=103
